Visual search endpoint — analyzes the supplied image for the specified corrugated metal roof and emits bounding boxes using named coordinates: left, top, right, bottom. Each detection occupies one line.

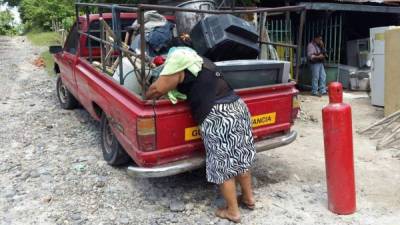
left=301, top=2, right=400, bottom=13
left=333, top=0, right=400, bottom=3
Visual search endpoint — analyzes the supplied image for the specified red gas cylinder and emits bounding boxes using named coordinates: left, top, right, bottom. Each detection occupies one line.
left=322, top=82, right=356, bottom=215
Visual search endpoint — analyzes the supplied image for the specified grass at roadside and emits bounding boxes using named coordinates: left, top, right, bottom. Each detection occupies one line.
left=26, top=31, right=61, bottom=46
left=26, top=31, right=61, bottom=75
left=40, top=51, right=55, bottom=74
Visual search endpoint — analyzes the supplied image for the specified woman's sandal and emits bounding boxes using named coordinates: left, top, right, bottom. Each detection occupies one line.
left=238, top=195, right=256, bottom=210
left=215, top=208, right=241, bottom=223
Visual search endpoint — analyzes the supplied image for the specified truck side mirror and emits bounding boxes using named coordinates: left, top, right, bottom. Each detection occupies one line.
left=49, top=45, right=63, bottom=54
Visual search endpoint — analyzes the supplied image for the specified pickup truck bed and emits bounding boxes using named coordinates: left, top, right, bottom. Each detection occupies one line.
left=52, top=12, right=300, bottom=178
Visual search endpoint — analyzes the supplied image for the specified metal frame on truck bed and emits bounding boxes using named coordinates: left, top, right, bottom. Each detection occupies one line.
left=75, top=1, right=306, bottom=98
left=49, top=1, right=304, bottom=177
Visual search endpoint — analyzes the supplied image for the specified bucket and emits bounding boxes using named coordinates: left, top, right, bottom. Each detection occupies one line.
left=349, top=71, right=370, bottom=91
left=175, top=0, right=216, bottom=35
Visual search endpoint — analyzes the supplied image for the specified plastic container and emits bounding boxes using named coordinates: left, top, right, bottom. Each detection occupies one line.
left=113, top=57, right=141, bottom=95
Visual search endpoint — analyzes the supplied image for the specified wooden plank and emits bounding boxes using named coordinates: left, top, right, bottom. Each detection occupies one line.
left=384, top=27, right=400, bottom=116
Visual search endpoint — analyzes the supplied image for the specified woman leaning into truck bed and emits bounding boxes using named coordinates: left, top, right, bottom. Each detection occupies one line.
left=145, top=47, right=256, bottom=223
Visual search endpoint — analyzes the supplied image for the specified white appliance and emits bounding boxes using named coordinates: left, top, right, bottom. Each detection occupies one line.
left=370, top=26, right=395, bottom=106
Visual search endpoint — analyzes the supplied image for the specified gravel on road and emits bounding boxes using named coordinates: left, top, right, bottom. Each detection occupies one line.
left=0, top=36, right=399, bottom=225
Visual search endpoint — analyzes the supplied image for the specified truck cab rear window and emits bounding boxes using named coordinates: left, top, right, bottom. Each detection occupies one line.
left=64, top=23, right=79, bottom=54
left=86, top=19, right=135, bottom=47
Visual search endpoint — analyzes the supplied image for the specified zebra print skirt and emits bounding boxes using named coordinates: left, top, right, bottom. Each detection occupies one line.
left=200, top=99, right=256, bottom=184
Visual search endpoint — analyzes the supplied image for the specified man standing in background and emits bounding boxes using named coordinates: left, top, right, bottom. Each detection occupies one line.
left=307, top=34, right=327, bottom=97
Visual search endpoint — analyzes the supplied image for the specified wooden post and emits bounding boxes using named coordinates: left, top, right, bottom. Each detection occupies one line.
left=295, top=10, right=306, bottom=82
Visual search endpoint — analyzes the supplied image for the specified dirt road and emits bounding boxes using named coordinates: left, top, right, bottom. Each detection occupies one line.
left=0, top=36, right=399, bottom=225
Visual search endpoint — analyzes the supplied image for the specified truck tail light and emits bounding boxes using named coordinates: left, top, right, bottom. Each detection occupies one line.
left=292, top=94, right=300, bottom=123
left=137, top=117, right=156, bottom=152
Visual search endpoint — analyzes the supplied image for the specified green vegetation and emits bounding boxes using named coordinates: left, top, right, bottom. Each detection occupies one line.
left=4, top=0, right=260, bottom=32
left=27, top=31, right=61, bottom=74
left=0, top=9, right=17, bottom=35
left=2, top=0, right=21, bottom=7
left=19, top=0, right=75, bottom=31
left=26, top=30, right=60, bottom=46
left=40, top=51, right=55, bottom=74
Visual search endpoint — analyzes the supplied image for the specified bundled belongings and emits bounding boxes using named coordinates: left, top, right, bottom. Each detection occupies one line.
left=129, top=10, right=168, bottom=34
left=147, top=22, right=174, bottom=54
left=109, top=9, right=261, bottom=99
left=190, top=14, right=260, bottom=61
left=129, top=11, right=174, bottom=57
left=113, top=10, right=199, bottom=96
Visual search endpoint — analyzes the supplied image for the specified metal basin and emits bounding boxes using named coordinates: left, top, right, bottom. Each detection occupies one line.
left=175, top=0, right=216, bottom=35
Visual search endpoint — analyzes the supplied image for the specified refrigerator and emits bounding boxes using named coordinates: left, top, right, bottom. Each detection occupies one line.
left=370, top=26, right=394, bottom=107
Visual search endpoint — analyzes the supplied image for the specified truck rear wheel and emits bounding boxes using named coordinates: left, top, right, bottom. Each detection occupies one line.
left=56, top=76, right=79, bottom=109
left=100, top=113, right=131, bottom=166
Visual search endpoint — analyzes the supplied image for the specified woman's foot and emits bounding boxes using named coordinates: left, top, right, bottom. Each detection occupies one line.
left=215, top=208, right=241, bottom=223
left=238, top=195, right=256, bottom=210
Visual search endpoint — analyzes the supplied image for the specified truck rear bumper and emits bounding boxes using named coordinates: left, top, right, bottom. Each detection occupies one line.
left=127, top=131, right=297, bottom=178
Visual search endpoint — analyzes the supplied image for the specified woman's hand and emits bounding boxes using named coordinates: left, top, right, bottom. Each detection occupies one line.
left=145, top=71, right=185, bottom=99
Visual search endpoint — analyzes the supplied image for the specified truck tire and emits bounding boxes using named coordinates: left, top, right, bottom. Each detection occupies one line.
left=100, top=113, right=131, bottom=166
left=56, top=76, right=79, bottom=109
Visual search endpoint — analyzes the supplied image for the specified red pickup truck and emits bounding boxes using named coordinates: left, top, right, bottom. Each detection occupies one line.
left=50, top=12, right=299, bottom=178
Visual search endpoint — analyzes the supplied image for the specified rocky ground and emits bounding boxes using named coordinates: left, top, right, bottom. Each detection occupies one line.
left=0, top=36, right=399, bottom=225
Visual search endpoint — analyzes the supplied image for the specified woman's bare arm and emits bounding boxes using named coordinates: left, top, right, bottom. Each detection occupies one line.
left=145, top=71, right=184, bottom=99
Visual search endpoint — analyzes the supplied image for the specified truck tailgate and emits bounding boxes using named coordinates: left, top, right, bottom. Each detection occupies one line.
left=152, top=82, right=297, bottom=163
left=239, top=83, right=295, bottom=139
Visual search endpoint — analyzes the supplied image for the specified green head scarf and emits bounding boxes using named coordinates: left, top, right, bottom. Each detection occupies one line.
left=160, top=47, right=203, bottom=77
